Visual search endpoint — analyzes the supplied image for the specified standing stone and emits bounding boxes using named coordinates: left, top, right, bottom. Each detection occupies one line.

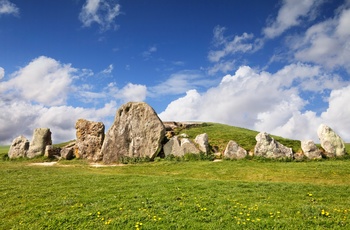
left=74, top=119, right=105, bottom=162
left=163, top=136, right=201, bottom=157
left=195, top=133, right=209, bottom=153
left=8, top=135, right=29, bottom=159
left=224, top=140, right=247, bottom=159
left=317, top=124, right=346, bottom=157
left=163, top=136, right=183, bottom=157
left=301, top=140, right=322, bottom=160
left=181, top=138, right=201, bottom=154
left=101, top=102, right=166, bottom=164
left=27, top=128, right=52, bottom=158
left=254, top=132, right=293, bottom=159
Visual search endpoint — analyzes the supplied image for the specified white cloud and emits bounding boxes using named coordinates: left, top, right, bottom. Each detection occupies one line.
left=292, top=5, right=350, bottom=73
left=0, top=0, right=19, bottom=16
left=263, top=0, right=322, bottom=39
left=142, top=45, right=157, bottom=60
left=149, top=70, right=215, bottom=97
left=208, top=26, right=255, bottom=62
left=101, top=64, right=113, bottom=74
left=159, top=64, right=350, bottom=142
left=207, top=60, right=236, bottom=76
left=79, top=0, right=121, bottom=31
left=0, top=99, right=118, bottom=144
left=0, top=67, right=4, bottom=79
left=0, top=56, right=147, bottom=145
left=119, top=83, right=147, bottom=102
left=0, top=56, right=75, bottom=106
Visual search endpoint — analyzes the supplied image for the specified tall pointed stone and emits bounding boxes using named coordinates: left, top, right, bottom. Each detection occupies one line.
left=27, top=128, right=52, bottom=158
left=101, top=102, right=166, bottom=164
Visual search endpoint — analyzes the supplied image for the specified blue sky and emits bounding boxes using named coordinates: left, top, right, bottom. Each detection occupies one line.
left=1, top=0, right=350, bottom=144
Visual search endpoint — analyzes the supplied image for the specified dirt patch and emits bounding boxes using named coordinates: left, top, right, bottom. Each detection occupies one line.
left=29, top=162, right=57, bottom=166
left=89, top=163, right=125, bottom=167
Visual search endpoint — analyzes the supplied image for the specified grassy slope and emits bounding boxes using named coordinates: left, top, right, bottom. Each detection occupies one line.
left=179, top=122, right=302, bottom=153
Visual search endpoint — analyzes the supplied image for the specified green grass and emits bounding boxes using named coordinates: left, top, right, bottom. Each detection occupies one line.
left=179, top=122, right=301, bottom=153
left=1, top=159, right=350, bottom=229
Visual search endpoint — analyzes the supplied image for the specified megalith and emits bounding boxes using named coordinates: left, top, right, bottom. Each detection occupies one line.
left=27, top=128, right=52, bottom=158
left=317, top=124, right=346, bottom=157
left=194, top=133, right=209, bottom=153
left=224, top=140, right=247, bottom=159
left=301, top=140, right=322, bottom=160
left=254, top=132, right=293, bottom=159
left=101, top=102, right=166, bottom=164
left=8, top=135, right=29, bottom=159
left=74, top=119, right=105, bottom=162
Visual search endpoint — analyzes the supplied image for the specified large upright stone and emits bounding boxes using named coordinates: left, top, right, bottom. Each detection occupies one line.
left=254, top=132, right=293, bottom=159
left=301, top=140, right=322, bottom=159
left=224, top=140, right=247, bottom=159
left=27, top=128, right=52, bottom=158
left=8, top=135, right=29, bottom=159
left=195, top=133, right=209, bottom=153
left=74, top=119, right=105, bottom=162
left=317, top=124, right=346, bottom=157
left=101, top=102, right=166, bottom=164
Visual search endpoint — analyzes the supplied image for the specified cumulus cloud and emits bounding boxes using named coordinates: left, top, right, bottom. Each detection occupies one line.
left=0, top=99, right=118, bottom=144
left=0, top=56, right=147, bottom=145
left=0, top=0, right=19, bottom=16
left=159, top=64, right=349, bottom=142
left=291, top=4, right=350, bottom=73
left=1, top=56, right=75, bottom=106
left=79, top=0, right=121, bottom=31
left=263, top=0, right=322, bottom=39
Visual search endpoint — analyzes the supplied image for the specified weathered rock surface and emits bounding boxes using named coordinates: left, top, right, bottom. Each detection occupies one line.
left=195, top=133, right=209, bottom=153
left=27, top=128, right=52, bottom=158
left=8, top=135, right=29, bottom=159
left=74, top=119, right=105, bottom=162
left=254, top=132, right=293, bottom=159
left=44, top=145, right=61, bottom=158
left=163, top=136, right=200, bottom=156
left=224, top=140, right=247, bottom=159
left=60, top=147, right=75, bottom=160
left=101, top=102, right=166, bottom=164
left=301, top=140, right=322, bottom=159
left=317, top=124, right=345, bottom=157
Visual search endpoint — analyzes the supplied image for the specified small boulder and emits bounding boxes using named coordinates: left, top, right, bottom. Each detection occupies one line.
left=44, top=145, right=61, bottom=158
left=301, top=140, right=322, bottom=160
left=27, top=128, right=52, bottom=158
left=163, top=136, right=201, bottom=157
left=8, top=135, right=29, bottom=159
left=254, top=132, right=293, bottom=159
left=101, top=102, right=166, bottom=164
left=74, top=119, right=105, bottom=162
left=194, top=133, right=209, bottom=153
left=224, top=140, right=247, bottom=159
left=317, top=124, right=346, bottom=157
left=60, top=147, right=75, bottom=160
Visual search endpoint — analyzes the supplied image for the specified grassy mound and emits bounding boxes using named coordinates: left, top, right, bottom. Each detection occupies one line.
left=178, top=122, right=301, bottom=153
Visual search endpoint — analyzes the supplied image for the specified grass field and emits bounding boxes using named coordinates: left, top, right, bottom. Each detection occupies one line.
left=1, top=158, right=350, bottom=229
left=1, top=123, right=350, bottom=229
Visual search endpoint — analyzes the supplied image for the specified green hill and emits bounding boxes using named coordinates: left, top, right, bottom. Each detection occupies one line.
left=178, top=122, right=302, bottom=153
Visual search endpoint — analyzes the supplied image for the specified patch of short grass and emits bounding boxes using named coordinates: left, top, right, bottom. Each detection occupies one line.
left=1, top=160, right=350, bottom=229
